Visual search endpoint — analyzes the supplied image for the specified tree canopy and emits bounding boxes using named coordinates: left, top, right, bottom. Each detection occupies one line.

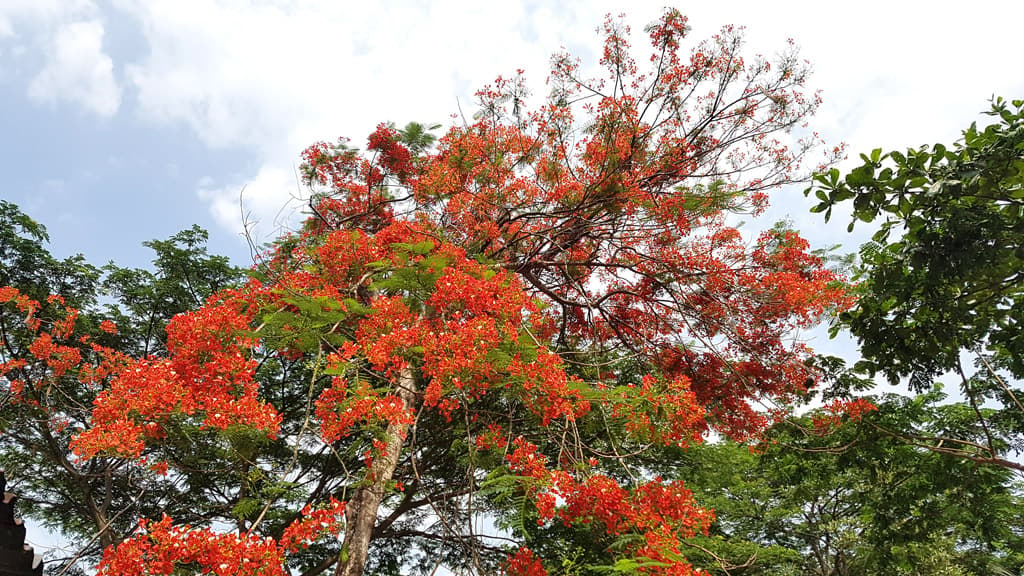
left=808, top=98, right=1024, bottom=472
left=676, top=393, right=1024, bottom=576
left=0, top=200, right=248, bottom=566
left=0, top=9, right=857, bottom=576
left=6, top=9, right=1019, bottom=576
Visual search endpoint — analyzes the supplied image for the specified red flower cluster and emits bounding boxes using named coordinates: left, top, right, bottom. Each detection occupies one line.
left=812, top=397, right=878, bottom=435
left=500, top=435, right=714, bottom=572
left=99, top=319, right=118, bottom=335
left=367, top=124, right=414, bottom=184
left=506, top=350, right=590, bottom=425
left=278, top=497, right=346, bottom=552
left=315, top=376, right=414, bottom=445
left=73, top=288, right=281, bottom=459
left=612, top=374, right=706, bottom=448
left=100, top=497, right=347, bottom=574
left=503, top=547, right=548, bottom=576
left=0, top=285, right=41, bottom=330
left=0, top=286, right=127, bottom=419
left=98, top=515, right=287, bottom=576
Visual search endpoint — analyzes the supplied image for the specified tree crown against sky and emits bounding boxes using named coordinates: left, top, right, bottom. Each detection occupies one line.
left=808, top=98, right=1024, bottom=473
left=3, top=1, right=1024, bottom=281
left=0, top=199, right=250, bottom=567
left=0, top=9, right=864, bottom=576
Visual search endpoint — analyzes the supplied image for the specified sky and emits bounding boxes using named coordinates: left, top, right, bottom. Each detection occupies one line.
left=2, top=0, right=1022, bottom=270
left=1, top=0, right=1022, bottom=564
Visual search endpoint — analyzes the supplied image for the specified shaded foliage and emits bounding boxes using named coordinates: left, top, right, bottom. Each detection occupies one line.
left=670, top=395, right=1024, bottom=576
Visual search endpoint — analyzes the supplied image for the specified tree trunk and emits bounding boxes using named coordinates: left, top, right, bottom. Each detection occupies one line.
left=333, top=366, right=417, bottom=576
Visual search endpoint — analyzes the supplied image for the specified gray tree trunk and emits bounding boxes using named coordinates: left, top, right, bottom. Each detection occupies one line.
left=333, top=367, right=417, bottom=576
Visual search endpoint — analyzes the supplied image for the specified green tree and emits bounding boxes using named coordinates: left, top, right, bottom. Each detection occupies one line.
left=807, top=97, right=1024, bottom=471
left=668, top=393, right=1024, bottom=576
left=0, top=200, right=102, bottom=312
left=101, top=225, right=239, bottom=357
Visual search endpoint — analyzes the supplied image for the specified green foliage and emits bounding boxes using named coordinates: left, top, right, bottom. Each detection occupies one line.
left=807, top=97, right=1024, bottom=384
left=806, top=97, right=1024, bottom=478
left=0, top=200, right=102, bottom=310
left=397, top=121, right=442, bottom=156
left=668, top=395, right=1024, bottom=576
left=102, top=224, right=242, bottom=356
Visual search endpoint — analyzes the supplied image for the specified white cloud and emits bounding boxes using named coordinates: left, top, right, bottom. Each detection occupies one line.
left=115, top=0, right=596, bottom=231
left=28, top=19, right=121, bottom=117
left=0, top=0, right=95, bottom=38
left=1, top=0, right=121, bottom=115
left=108, top=0, right=1024, bottom=235
left=197, top=165, right=308, bottom=247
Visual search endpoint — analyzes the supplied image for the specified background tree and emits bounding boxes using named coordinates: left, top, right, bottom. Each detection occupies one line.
left=671, top=393, right=1024, bottom=576
left=102, top=225, right=240, bottom=357
left=0, top=201, right=249, bottom=569
left=807, top=98, right=1024, bottom=471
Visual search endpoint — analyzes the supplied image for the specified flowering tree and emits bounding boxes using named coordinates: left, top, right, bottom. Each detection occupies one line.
left=0, top=206, right=248, bottom=563
left=1, top=9, right=850, bottom=576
